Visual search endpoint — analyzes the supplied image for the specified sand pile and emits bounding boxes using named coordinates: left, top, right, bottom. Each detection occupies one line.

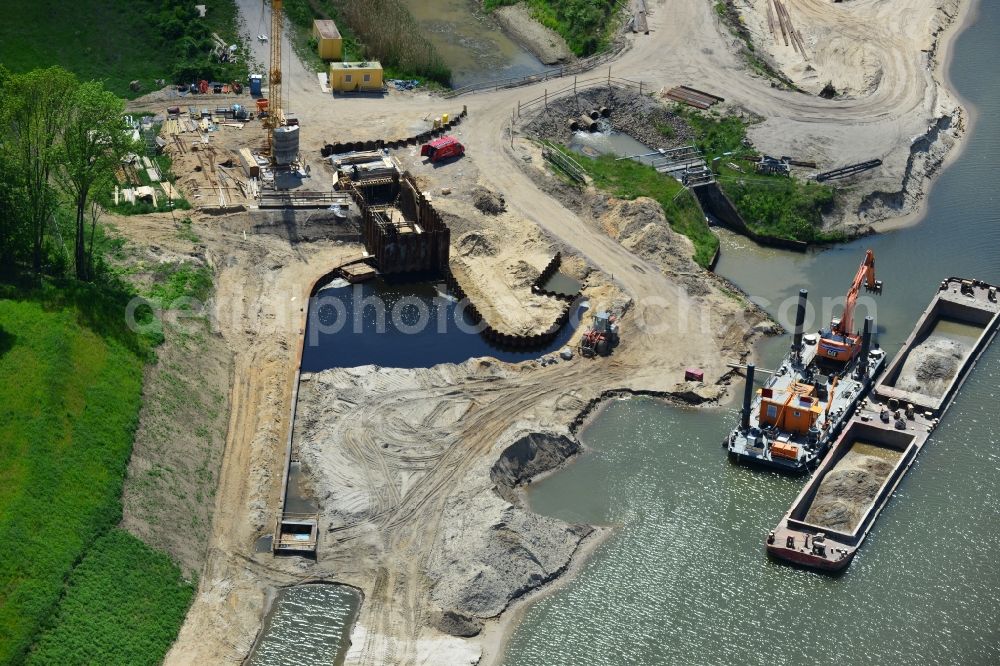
left=805, top=443, right=901, bottom=533
left=894, top=336, right=968, bottom=398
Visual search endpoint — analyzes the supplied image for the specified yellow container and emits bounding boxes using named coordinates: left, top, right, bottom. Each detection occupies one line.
left=442, top=113, right=449, bottom=124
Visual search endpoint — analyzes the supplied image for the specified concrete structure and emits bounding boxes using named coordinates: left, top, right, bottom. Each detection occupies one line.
left=312, top=19, right=343, bottom=60
left=329, top=61, right=384, bottom=92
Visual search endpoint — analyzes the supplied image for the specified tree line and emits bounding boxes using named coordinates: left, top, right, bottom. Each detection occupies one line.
left=0, top=66, right=134, bottom=281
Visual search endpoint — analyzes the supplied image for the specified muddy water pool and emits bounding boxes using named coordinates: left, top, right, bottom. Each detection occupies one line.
left=399, top=0, right=546, bottom=88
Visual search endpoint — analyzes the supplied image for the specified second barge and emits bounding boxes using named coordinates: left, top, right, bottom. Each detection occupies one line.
left=767, top=277, right=1000, bottom=571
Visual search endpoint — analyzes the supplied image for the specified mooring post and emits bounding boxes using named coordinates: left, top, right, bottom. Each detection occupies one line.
left=544, top=89, right=547, bottom=109
left=517, top=100, right=521, bottom=118
left=574, top=76, right=577, bottom=97
left=608, top=66, right=612, bottom=89
left=639, top=80, right=643, bottom=96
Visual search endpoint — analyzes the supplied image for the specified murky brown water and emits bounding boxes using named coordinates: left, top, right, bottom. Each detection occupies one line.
left=398, top=0, right=545, bottom=88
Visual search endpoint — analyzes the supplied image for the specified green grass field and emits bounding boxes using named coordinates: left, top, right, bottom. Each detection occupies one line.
left=566, top=150, right=719, bottom=268
left=0, top=0, right=243, bottom=98
left=0, top=285, right=188, bottom=664
left=26, top=529, right=194, bottom=665
left=675, top=109, right=842, bottom=244
left=717, top=164, right=843, bottom=243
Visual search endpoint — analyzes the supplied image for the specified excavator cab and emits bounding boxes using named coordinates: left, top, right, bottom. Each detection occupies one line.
left=818, top=250, right=881, bottom=368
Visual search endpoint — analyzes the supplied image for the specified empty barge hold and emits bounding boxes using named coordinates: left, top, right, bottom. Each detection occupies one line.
left=767, top=277, right=1000, bottom=571
left=725, top=285, right=885, bottom=474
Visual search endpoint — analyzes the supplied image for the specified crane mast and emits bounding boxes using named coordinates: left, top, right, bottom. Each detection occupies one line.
left=265, top=0, right=284, bottom=155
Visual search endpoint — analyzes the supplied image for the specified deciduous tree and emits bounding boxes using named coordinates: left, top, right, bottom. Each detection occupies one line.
left=57, top=82, right=132, bottom=280
left=0, top=67, right=76, bottom=273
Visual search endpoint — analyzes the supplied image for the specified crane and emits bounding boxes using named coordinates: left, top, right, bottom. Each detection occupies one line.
left=264, top=0, right=284, bottom=155
left=818, top=249, right=882, bottom=366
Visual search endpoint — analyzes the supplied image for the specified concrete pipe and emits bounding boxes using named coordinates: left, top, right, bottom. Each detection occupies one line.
left=589, top=109, right=600, bottom=120
left=569, top=119, right=580, bottom=131
left=578, top=114, right=597, bottom=132
left=600, top=106, right=611, bottom=117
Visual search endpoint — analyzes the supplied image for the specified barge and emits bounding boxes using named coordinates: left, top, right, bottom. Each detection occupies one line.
left=767, top=277, right=1000, bottom=571
left=726, top=251, right=887, bottom=473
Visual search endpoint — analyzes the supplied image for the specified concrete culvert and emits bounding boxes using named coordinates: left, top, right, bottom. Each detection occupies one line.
left=589, top=109, right=600, bottom=120
left=569, top=119, right=580, bottom=131
left=578, top=114, right=597, bottom=132
left=600, top=106, right=611, bottom=117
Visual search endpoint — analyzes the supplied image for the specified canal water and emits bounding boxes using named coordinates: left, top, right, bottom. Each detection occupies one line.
left=248, top=584, right=361, bottom=666
left=399, top=0, right=547, bottom=89
left=569, top=128, right=660, bottom=165
left=300, top=278, right=581, bottom=371
left=504, top=0, right=1000, bottom=663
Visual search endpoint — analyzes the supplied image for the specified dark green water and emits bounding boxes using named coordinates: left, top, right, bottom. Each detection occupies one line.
left=505, top=1, right=1000, bottom=663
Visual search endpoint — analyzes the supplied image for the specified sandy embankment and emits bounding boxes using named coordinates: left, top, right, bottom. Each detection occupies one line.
left=734, top=0, right=972, bottom=229
left=492, top=4, right=572, bottom=65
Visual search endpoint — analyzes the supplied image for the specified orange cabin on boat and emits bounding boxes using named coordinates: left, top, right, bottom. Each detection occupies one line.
left=758, top=382, right=823, bottom=435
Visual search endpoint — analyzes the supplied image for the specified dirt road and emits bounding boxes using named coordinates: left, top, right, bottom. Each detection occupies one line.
left=158, top=1, right=971, bottom=663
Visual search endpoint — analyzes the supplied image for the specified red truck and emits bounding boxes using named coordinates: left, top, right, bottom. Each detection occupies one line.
left=420, top=136, right=465, bottom=163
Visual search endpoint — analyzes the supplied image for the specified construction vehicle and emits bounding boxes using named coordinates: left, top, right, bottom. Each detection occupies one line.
left=818, top=249, right=883, bottom=366
left=420, top=136, right=465, bottom=163
left=579, top=311, right=619, bottom=357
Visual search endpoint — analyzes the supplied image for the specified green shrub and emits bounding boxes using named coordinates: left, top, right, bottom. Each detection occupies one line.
left=0, top=290, right=147, bottom=662
left=718, top=167, right=841, bottom=242
left=486, top=0, right=620, bottom=56
left=26, top=530, right=194, bottom=666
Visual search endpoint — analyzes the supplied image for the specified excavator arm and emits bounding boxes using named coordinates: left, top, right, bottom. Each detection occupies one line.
left=840, top=249, right=877, bottom=334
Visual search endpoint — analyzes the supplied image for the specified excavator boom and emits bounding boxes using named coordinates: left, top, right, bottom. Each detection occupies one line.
left=818, top=249, right=881, bottom=366
left=841, top=249, right=877, bottom=334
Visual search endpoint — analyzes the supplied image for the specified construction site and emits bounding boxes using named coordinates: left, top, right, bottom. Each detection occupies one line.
left=85, top=0, right=984, bottom=664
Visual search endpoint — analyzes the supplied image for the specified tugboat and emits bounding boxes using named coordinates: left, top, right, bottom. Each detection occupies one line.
left=724, top=251, right=887, bottom=473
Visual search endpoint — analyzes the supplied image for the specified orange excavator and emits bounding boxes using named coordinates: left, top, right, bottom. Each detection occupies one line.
left=818, top=249, right=882, bottom=366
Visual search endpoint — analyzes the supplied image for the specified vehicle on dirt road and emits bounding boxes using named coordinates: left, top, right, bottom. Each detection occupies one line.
left=420, top=136, right=465, bottom=163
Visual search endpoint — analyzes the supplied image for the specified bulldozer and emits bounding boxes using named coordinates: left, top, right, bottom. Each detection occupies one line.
left=579, top=311, right=619, bottom=357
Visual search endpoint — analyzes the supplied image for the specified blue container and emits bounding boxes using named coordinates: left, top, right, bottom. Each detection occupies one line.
left=249, top=75, right=262, bottom=97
